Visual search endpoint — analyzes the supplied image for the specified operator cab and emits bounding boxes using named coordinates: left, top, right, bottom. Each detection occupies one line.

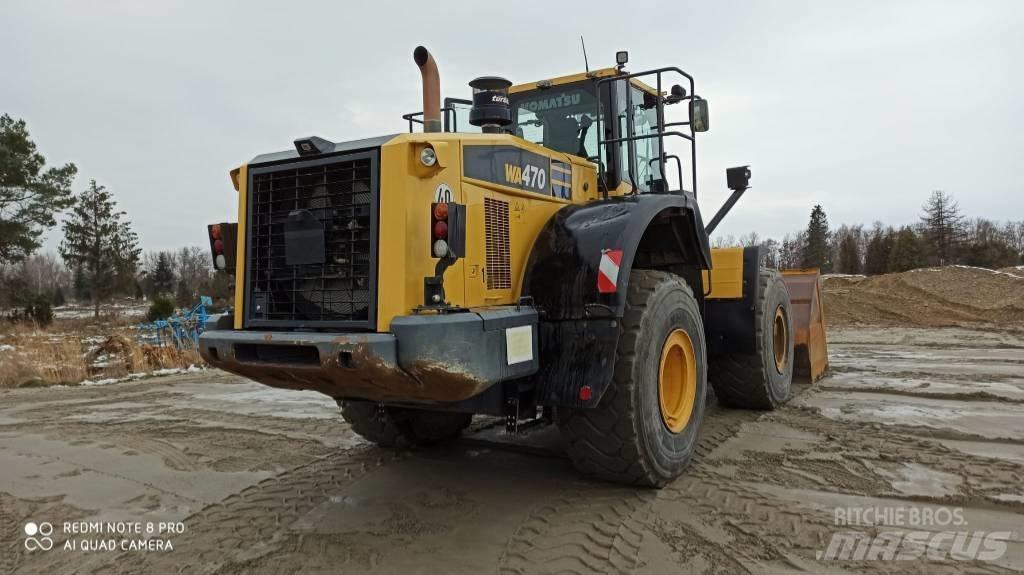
left=508, top=73, right=672, bottom=195
left=403, top=56, right=710, bottom=197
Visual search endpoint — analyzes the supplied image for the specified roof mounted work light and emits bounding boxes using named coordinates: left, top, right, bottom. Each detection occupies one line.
left=293, top=136, right=334, bottom=157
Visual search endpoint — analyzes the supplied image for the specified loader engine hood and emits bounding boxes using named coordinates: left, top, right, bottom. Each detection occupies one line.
left=247, top=134, right=401, bottom=167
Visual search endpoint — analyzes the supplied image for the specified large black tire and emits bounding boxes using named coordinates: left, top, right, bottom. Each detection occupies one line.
left=708, top=269, right=794, bottom=409
left=340, top=401, right=472, bottom=448
left=557, top=270, right=707, bottom=487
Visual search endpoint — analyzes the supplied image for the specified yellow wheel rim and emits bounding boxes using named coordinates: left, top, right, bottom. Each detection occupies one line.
left=773, top=306, right=788, bottom=374
left=658, top=329, right=697, bottom=433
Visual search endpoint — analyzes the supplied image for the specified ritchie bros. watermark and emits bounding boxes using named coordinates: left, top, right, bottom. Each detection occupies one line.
left=818, top=505, right=1013, bottom=562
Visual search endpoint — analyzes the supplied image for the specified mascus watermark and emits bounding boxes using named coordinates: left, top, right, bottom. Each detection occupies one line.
left=818, top=506, right=1013, bottom=562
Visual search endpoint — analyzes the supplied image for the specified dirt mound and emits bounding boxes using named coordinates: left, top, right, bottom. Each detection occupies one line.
left=998, top=265, right=1024, bottom=277
left=823, top=266, right=1024, bottom=327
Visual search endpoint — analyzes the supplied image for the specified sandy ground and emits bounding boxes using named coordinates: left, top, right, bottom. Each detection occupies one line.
left=2, top=326, right=1024, bottom=574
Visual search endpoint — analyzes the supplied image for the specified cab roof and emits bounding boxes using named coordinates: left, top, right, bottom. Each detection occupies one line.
left=509, top=67, right=660, bottom=97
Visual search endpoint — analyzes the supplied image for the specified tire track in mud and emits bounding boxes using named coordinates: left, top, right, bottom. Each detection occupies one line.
left=817, top=384, right=1024, bottom=405
left=759, top=401, right=1024, bottom=509
left=109, top=445, right=408, bottom=574
left=496, top=369, right=1024, bottom=575
left=499, top=489, right=651, bottom=575
left=0, top=493, right=94, bottom=575
left=496, top=405, right=762, bottom=575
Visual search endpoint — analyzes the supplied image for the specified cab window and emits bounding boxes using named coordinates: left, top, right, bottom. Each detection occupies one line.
left=509, top=84, right=599, bottom=159
left=619, top=84, right=662, bottom=192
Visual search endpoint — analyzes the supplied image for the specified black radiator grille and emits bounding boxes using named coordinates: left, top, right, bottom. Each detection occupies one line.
left=246, top=152, right=378, bottom=327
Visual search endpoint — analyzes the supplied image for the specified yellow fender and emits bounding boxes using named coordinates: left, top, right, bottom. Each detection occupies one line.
left=780, top=270, right=829, bottom=382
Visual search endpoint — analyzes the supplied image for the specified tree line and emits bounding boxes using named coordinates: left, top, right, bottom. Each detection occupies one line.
left=715, top=191, right=1023, bottom=275
left=0, top=113, right=226, bottom=323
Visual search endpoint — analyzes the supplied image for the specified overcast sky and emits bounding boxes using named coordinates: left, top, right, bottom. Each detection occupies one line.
left=4, top=0, right=1022, bottom=252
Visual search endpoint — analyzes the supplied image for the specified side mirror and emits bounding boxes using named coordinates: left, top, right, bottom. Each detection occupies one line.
left=690, top=98, right=709, bottom=132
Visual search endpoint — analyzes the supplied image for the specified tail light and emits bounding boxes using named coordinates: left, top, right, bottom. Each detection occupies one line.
left=423, top=201, right=466, bottom=307
left=431, top=202, right=449, bottom=258
left=207, top=222, right=238, bottom=272
left=428, top=201, right=465, bottom=259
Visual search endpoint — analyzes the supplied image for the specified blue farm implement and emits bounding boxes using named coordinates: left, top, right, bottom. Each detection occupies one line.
left=137, top=297, right=213, bottom=350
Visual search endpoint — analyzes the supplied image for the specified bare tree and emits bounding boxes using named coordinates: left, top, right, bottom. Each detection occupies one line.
left=920, top=190, right=965, bottom=266
left=1004, top=221, right=1024, bottom=264
left=760, top=238, right=780, bottom=268
left=18, top=252, right=69, bottom=297
left=711, top=234, right=737, bottom=248
left=174, top=246, right=211, bottom=303
left=779, top=232, right=805, bottom=269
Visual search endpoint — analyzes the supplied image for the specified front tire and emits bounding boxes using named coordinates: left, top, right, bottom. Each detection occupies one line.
left=340, top=401, right=471, bottom=448
left=708, top=269, right=794, bottom=409
left=558, top=270, right=707, bottom=487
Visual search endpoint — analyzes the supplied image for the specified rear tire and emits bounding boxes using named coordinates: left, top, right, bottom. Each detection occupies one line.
left=557, top=270, right=707, bottom=487
left=708, top=269, right=794, bottom=409
left=340, top=401, right=472, bottom=448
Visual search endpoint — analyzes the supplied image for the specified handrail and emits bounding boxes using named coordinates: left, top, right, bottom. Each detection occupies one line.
left=402, top=107, right=458, bottom=133
left=594, top=66, right=698, bottom=200
left=402, top=97, right=473, bottom=133
left=648, top=155, right=684, bottom=193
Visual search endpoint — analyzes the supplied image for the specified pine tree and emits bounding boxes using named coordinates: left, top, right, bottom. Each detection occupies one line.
left=920, top=190, right=964, bottom=266
left=72, top=264, right=90, bottom=302
left=837, top=234, right=862, bottom=274
left=0, top=114, right=78, bottom=264
left=801, top=205, right=831, bottom=272
left=51, top=286, right=66, bottom=307
left=888, top=226, right=923, bottom=272
left=863, top=224, right=891, bottom=275
left=174, top=279, right=193, bottom=307
left=58, top=180, right=141, bottom=317
left=150, top=252, right=176, bottom=295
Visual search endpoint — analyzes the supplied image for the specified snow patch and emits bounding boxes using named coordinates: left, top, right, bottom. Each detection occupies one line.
left=74, top=365, right=206, bottom=388
left=81, top=378, right=121, bottom=386
left=950, top=264, right=1024, bottom=279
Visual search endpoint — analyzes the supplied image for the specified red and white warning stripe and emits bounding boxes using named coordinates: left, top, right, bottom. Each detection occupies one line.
left=597, top=249, right=622, bottom=294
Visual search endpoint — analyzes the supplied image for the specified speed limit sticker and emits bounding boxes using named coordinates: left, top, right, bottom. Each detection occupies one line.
left=434, top=183, right=453, bottom=203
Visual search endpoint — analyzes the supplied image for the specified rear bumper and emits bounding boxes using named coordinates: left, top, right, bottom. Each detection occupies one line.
left=199, top=308, right=539, bottom=404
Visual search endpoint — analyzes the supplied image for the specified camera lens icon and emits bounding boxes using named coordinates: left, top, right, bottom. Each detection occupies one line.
left=24, top=522, right=54, bottom=551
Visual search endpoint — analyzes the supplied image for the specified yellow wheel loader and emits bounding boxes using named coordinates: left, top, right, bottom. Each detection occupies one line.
left=201, top=47, right=828, bottom=487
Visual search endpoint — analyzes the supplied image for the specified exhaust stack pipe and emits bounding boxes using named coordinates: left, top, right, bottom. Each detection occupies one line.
left=413, top=46, right=442, bottom=133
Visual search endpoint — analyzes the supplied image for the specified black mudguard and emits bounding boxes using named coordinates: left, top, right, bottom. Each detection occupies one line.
left=523, top=194, right=711, bottom=408
left=705, top=246, right=764, bottom=356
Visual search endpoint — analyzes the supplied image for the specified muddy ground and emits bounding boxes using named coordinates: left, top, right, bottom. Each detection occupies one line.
left=2, top=326, right=1024, bottom=574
